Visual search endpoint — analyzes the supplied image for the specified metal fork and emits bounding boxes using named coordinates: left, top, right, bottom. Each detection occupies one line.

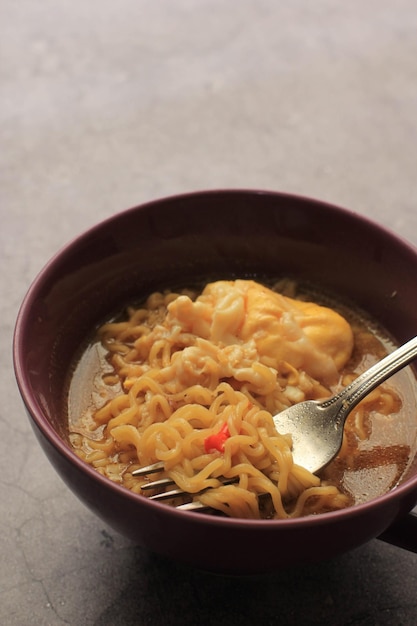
left=132, top=335, right=417, bottom=511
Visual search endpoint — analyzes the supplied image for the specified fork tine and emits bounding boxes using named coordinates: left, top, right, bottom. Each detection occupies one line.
left=148, top=486, right=190, bottom=501
left=145, top=476, right=239, bottom=501
left=140, top=477, right=175, bottom=491
left=176, top=501, right=213, bottom=512
left=132, top=462, right=240, bottom=511
left=131, top=461, right=164, bottom=476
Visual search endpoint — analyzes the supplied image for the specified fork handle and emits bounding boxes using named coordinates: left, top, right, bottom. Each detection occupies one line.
left=322, top=335, right=417, bottom=418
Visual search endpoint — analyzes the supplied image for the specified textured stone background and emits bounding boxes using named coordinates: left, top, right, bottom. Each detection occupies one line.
left=2, top=1, right=417, bottom=624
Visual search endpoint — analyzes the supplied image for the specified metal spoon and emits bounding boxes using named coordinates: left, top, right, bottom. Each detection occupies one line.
left=275, top=335, right=417, bottom=473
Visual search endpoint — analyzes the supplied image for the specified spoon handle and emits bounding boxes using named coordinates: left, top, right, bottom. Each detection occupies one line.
left=322, top=335, right=417, bottom=416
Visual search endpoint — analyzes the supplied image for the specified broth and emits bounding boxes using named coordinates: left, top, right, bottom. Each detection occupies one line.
left=66, top=279, right=417, bottom=517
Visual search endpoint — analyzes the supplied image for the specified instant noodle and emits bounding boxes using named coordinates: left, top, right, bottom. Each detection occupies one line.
left=68, top=279, right=414, bottom=519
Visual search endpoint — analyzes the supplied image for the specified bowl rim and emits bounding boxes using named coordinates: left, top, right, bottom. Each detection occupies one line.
left=12, top=187, right=417, bottom=530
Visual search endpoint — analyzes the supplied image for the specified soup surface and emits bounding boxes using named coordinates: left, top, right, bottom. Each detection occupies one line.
left=67, top=279, right=417, bottom=519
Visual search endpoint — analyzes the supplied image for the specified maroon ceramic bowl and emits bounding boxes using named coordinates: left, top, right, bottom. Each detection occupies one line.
left=13, top=189, right=417, bottom=574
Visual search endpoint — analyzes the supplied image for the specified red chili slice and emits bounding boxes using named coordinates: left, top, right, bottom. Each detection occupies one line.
left=204, top=422, right=230, bottom=453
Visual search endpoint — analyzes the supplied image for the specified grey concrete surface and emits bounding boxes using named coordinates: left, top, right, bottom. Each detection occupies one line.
left=2, top=1, right=417, bottom=624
